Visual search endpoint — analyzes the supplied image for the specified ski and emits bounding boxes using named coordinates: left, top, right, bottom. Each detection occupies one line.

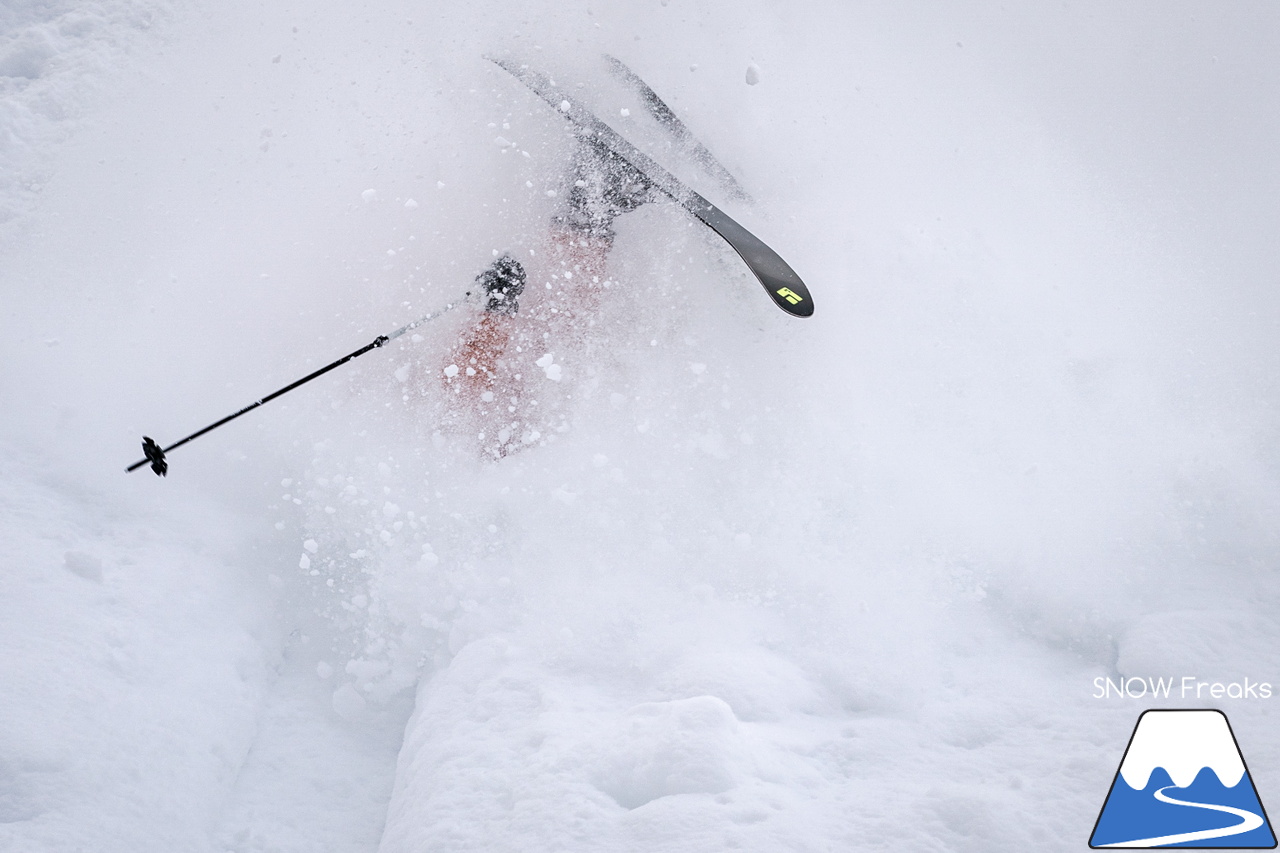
left=603, top=54, right=752, bottom=204
left=490, top=57, right=813, bottom=319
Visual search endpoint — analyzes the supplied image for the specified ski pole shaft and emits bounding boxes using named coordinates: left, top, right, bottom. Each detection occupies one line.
left=127, top=295, right=468, bottom=476
left=125, top=335, right=385, bottom=473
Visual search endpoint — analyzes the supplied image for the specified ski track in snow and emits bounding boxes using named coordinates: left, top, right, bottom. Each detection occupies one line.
left=3, top=1, right=1280, bottom=852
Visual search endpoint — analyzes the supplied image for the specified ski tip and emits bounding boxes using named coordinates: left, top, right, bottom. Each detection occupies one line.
left=774, top=284, right=814, bottom=318
left=485, top=55, right=522, bottom=75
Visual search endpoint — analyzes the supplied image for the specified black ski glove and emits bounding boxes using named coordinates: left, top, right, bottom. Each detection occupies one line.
left=477, top=254, right=526, bottom=315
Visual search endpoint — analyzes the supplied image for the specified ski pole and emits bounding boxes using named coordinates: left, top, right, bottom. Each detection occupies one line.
left=126, top=295, right=470, bottom=476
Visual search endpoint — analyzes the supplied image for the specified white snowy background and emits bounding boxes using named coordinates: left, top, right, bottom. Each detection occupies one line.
left=2, top=1, right=1278, bottom=851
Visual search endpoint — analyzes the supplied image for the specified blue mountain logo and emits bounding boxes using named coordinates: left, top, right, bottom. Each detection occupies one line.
left=1091, top=709, right=1276, bottom=848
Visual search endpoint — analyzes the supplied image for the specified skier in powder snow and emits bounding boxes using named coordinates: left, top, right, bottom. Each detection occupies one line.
left=438, top=140, right=657, bottom=457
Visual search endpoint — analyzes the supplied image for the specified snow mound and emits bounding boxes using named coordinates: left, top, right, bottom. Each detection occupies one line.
left=592, top=696, right=746, bottom=809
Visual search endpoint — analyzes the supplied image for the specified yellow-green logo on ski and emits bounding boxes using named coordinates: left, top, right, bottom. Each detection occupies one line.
left=776, top=287, right=803, bottom=305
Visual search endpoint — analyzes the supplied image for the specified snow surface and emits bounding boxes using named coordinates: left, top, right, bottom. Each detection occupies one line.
left=2, top=1, right=1280, bottom=851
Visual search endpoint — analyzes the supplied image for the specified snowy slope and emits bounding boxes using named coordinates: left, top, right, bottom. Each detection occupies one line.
left=2, top=1, right=1279, bottom=851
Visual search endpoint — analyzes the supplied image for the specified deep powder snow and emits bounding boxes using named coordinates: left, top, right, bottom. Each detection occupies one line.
left=2, top=2, right=1279, bottom=852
